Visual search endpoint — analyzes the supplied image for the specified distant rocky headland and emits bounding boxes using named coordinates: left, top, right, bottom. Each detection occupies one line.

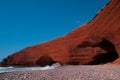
left=1, top=0, right=120, bottom=67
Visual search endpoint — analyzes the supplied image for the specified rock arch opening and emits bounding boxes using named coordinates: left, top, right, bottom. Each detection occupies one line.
left=89, top=39, right=119, bottom=64
left=36, top=55, right=56, bottom=67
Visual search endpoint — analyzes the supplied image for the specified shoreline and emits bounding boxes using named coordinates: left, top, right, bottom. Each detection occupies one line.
left=0, top=65, right=120, bottom=80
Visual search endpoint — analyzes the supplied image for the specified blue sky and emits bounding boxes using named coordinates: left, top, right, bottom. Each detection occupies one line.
left=0, top=0, right=109, bottom=61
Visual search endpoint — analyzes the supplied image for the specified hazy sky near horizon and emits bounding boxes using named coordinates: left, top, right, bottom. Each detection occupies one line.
left=0, top=0, right=109, bottom=61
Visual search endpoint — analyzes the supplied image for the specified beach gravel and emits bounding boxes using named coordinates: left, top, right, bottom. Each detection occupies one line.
left=0, top=65, right=120, bottom=80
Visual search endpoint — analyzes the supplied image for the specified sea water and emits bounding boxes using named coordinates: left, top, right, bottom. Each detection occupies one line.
left=0, top=63, right=61, bottom=73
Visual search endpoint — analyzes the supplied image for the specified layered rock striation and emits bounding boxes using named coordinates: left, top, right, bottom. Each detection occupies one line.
left=1, top=0, right=120, bottom=66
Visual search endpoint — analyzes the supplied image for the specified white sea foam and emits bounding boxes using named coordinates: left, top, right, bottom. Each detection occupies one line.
left=0, top=66, right=13, bottom=69
left=0, top=63, right=61, bottom=73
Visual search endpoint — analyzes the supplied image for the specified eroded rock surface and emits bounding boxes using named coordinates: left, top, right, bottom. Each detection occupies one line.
left=1, top=0, right=120, bottom=66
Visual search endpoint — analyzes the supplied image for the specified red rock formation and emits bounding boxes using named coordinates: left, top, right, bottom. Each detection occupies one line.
left=0, top=62, right=2, bottom=66
left=1, top=0, right=120, bottom=66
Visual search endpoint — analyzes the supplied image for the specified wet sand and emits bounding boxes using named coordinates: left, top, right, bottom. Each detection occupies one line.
left=0, top=65, right=120, bottom=80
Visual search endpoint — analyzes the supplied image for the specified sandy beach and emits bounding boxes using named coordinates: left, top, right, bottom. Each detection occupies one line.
left=0, top=65, right=120, bottom=80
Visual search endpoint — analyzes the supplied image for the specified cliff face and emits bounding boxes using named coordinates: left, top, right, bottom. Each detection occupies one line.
left=1, top=0, right=120, bottom=66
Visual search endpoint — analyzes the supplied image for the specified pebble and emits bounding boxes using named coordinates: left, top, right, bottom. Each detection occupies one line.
left=0, top=65, right=120, bottom=80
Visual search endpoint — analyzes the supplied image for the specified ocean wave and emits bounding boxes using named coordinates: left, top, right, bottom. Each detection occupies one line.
left=0, top=63, right=61, bottom=73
